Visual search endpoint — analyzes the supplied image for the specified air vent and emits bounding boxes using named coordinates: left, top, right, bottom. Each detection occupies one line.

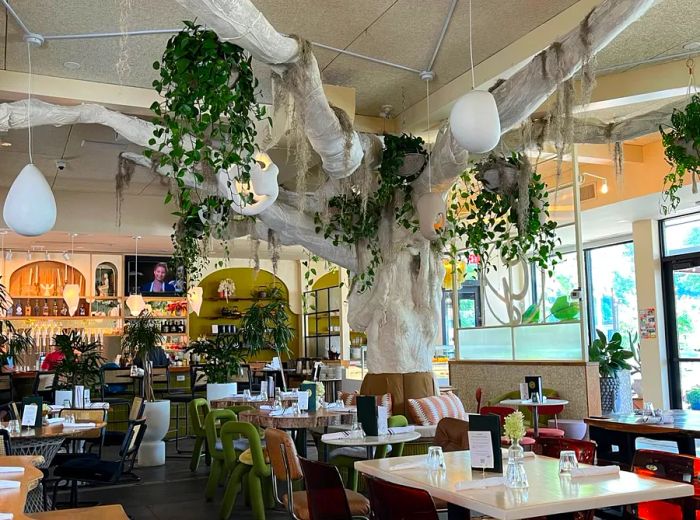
left=580, top=183, right=596, bottom=201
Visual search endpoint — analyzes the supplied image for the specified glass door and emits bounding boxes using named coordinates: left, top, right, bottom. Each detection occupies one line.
left=663, top=256, right=700, bottom=408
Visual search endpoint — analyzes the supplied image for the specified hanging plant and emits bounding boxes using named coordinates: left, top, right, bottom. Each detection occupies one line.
left=443, top=153, right=560, bottom=276
left=313, top=133, right=424, bottom=292
left=146, top=21, right=267, bottom=278
left=660, top=94, right=700, bottom=214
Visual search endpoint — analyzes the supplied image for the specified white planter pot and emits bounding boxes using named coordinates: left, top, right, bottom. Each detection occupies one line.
left=207, top=383, right=237, bottom=403
left=138, top=399, right=171, bottom=467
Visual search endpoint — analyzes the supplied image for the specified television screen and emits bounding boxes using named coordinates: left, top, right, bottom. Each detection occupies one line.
left=124, top=255, right=186, bottom=296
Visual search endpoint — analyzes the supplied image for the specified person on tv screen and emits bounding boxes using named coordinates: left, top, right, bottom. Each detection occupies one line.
left=141, top=262, right=176, bottom=293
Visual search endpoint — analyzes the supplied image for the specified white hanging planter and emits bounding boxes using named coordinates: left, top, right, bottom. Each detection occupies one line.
left=3, top=164, right=56, bottom=236
left=449, top=90, right=501, bottom=154
left=417, top=192, right=447, bottom=241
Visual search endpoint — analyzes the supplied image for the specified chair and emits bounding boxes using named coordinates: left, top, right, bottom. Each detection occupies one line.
left=150, top=366, right=169, bottom=397
left=189, top=398, right=211, bottom=471
left=631, top=449, right=700, bottom=520
left=99, top=366, right=134, bottom=414
left=526, top=403, right=565, bottom=438
left=266, top=427, right=370, bottom=520
left=475, top=387, right=482, bottom=413
left=480, top=406, right=536, bottom=448
left=32, top=371, right=55, bottom=402
left=365, top=475, right=438, bottom=520
left=219, top=420, right=273, bottom=520
left=299, top=457, right=370, bottom=520
left=103, top=395, right=144, bottom=447
left=534, top=437, right=596, bottom=465
left=0, top=429, right=11, bottom=456
left=164, top=365, right=206, bottom=453
left=435, top=417, right=469, bottom=452
left=203, top=408, right=237, bottom=501
left=52, top=418, right=146, bottom=508
left=0, top=373, right=13, bottom=404
left=55, top=408, right=107, bottom=460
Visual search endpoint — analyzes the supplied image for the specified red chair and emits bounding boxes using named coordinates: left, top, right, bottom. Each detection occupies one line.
left=534, top=437, right=596, bottom=465
left=475, top=387, right=483, bottom=413
left=365, top=475, right=439, bottom=520
left=526, top=404, right=565, bottom=438
left=480, top=406, right=535, bottom=448
left=632, top=449, right=700, bottom=520
left=299, top=457, right=370, bottom=520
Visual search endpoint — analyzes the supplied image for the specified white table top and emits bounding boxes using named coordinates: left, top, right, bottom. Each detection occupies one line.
left=500, top=399, right=568, bottom=407
left=323, top=431, right=421, bottom=447
left=354, top=451, right=692, bottom=520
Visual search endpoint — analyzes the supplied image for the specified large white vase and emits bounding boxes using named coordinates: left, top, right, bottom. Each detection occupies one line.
left=138, top=399, right=170, bottom=467
left=207, top=383, right=237, bottom=403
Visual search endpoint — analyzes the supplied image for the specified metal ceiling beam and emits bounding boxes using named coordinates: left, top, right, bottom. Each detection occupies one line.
left=426, top=0, right=458, bottom=74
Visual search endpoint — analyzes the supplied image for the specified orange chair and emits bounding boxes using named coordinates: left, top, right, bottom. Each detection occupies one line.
left=480, top=406, right=535, bottom=448
left=632, top=449, right=700, bottom=520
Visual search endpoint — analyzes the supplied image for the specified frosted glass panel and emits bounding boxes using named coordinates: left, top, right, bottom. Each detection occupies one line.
left=459, top=327, right=512, bottom=360
left=513, top=323, right=582, bottom=360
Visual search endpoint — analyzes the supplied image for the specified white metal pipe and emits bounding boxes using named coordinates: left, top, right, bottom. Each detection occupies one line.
left=427, top=0, right=458, bottom=73
left=310, top=41, right=422, bottom=74
left=43, top=28, right=182, bottom=40
left=1, top=0, right=32, bottom=36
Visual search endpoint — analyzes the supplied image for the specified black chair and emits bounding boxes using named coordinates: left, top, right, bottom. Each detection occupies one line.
left=52, top=418, right=147, bottom=508
left=0, top=429, right=11, bottom=456
left=0, top=373, right=13, bottom=404
left=99, top=366, right=134, bottom=413
left=32, top=371, right=56, bottom=402
left=103, top=396, right=145, bottom=447
left=164, top=365, right=207, bottom=453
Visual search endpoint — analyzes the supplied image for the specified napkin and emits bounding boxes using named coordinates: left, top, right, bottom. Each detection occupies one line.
left=322, top=431, right=351, bottom=441
left=455, top=477, right=504, bottom=490
left=269, top=409, right=295, bottom=417
left=636, top=416, right=662, bottom=424
left=45, top=418, right=65, bottom=425
left=0, top=480, right=21, bottom=489
left=570, top=465, right=620, bottom=479
left=281, top=392, right=297, bottom=398
left=0, top=467, right=24, bottom=474
left=388, top=460, right=425, bottom=471
left=64, top=422, right=96, bottom=429
left=386, top=426, right=416, bottom=435
left=0, top=513, right=12, bottom=519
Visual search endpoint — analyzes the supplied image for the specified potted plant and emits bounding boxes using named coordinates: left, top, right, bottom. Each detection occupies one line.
left=0, top=280, right=34, bottom=368
left=52, top=331, right=104, bottom=406
left=686, top=386, right=700, bottom=411
left=588, top=329, right=633, bottom=415
left=218, top=278, right=236, bottom=301
left=121, top=313, right=169, bottom=467
left=187, top=334, right=245, bottom=402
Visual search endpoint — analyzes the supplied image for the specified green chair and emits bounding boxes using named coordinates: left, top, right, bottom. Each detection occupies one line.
left=219, top=421, right=273, bottom=520
left=204, top=409, right=236, bottom=501
left=189, top=398, right=211, bottom=472
left=329, top=414, right=409, bottom=491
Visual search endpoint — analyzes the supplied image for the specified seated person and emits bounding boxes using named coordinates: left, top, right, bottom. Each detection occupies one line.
left=134, top=347, right=170, bottom=368
left=41, top=344, right=65, bottom=371
left=102, top=361, right=127, bottom=394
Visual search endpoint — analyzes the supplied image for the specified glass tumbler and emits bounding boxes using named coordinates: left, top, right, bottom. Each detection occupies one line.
left=559, top=450, right=579, bottom=474
left=259, top=389, right=268, bottom=401
left=643, top=402, right=655, bottom=417
left=243, top=389, right=252, bottom=400
left=350, top=421, right=365, bottom=439
left=8, top=420, right=20, bottom=434
left=427, top=446, right=445, bottom=471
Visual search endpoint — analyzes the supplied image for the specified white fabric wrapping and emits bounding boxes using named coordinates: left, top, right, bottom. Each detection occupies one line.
left=455, top=477, right=505, bottom=490
left=570, top=465, right=620, bottom=479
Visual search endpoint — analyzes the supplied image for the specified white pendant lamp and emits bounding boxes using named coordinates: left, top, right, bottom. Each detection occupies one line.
left=417, top=192, right=447, bottom=241
left=126, top=236, right=146, bottom=316
left=3, top=38, right=56, bottom=236
left=448, top=0, right=500, bottom=154
left=187, top=286, right=203, bottom=315
left=62, top=233, right=80, bottom=316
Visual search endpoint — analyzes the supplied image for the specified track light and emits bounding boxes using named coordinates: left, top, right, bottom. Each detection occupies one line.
left=26, top=250, right=32, bottom=261
left=600, top=181, right=609, bottom=194
left=5, top=250, right=12, bottom=261
left=44, top=250, right=50, bottom=261
left=63, top=251, right=70, bottom=261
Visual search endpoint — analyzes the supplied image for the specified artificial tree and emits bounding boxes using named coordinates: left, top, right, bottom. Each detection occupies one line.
left=52, top=332, right=105, bottom=403
left=121, top=313, right=164, bottom=402
left=0, top=0, right=657, bottom=374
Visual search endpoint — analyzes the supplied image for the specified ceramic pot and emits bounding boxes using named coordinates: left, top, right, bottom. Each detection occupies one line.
left=139, top=399, right=171, bottom=467
left=600, top=376, right=620, bottom=415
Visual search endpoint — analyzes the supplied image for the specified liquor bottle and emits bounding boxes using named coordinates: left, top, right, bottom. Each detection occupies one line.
left=32, top=300, right=40, bottom=316
left=42, top=299, right=49, bottom=316
left=6, top=303, right=12, bottom=317
left=51, top=301, right=58, bottom=316
left=78, top=303, right=86, bottom=316
left=14, top=301, right=22, bottom=316
left=163, top=320, right=170, bottom=333
left=24, top=300, right=31, bottom=316
left=60, top=303, right=68, bottom=316
left=179, top=320, right=185, bottom=333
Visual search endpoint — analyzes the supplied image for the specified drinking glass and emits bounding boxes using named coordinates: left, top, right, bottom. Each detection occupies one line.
left=8, top=420, right=20, bottom=434
left=335, top=399, right=344, bottom=409
left=292, top=403, right=300, bottom=416
left=558, top=450, right=579, bottom=474
left=531, top=392, right=541, bottom=404
left=65, top=414, right=75, bottom=425
left=259, top=389, right=268, bottom=401
left=243, top=389, right=252, bottom=400
left=427, top=446, right=445, bottom=471
left=273, top=398, right=282, bottom=411
left=63, top=399, right=71, bottom=408
left=84, top=394, right=91, bottom=408
left=350, top=421, right=365, bottom=439
left=643, top=402, right=655, bottom=417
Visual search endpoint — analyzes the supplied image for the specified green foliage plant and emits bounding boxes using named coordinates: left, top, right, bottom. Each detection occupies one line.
left=660, top=94, right=700, bottom=214
left=121, top=313, right=164, bottom=401
left=686, top=386, right=700, bottom=409
left=241, top=299, right=295, bottom=359
left=147, top=21, right=267, bottom=278
left=588, top=329, right=634, bottom=378
left=187, top=334, right=245, bottom=384
left=53, top=331, right=105, bottom=390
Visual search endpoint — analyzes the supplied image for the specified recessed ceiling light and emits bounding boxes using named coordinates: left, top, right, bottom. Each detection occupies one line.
left=63, top=61, right=81, bottom=70
left=683, top=42, right=700, bottom=51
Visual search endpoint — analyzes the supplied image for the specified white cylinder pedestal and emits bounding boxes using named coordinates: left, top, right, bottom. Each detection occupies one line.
left=138, top=399, right=171, bottom=467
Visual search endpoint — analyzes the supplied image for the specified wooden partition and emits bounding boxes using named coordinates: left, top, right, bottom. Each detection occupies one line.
left=449, top=360, right=601, bottom=420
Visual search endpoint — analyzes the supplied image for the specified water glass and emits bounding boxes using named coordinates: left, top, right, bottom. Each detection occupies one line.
left=427, top=446, right=446, bottom=471
left=292, top=403, right=301, bottom=416
left=243, top=389, right=252, bottom=400
left=273, top=398, right=282, bottom=411
left=335, top=399, right=344, bottom=409
left=558, top=450, right=579, bottom=474
left=350, top=421, right=365, bottom=439
left=65, top=414, right=75, bottom=425
left=63, top=399, right=71, bottom=408
left=643, top=402, right=655, bottom=417
left=531, top=392, right=541, bottom=404
left=259, top=389, right=268, bottom=401
left=8, top=420, right=20, bottom=434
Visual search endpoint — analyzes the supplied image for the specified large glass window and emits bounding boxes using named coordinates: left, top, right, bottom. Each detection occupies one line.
left=540, top=252, right=579, bottom=323
left=662, top=212, right=700, bottom=256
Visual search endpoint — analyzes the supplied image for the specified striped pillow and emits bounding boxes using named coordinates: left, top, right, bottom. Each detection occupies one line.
left=337, top=391, right=392, bottom=415
left=407, top=392, right=467, bottom=426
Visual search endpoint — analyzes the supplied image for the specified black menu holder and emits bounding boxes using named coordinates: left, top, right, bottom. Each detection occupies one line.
left=22, top=396, right=43, bottom=428
left=525, top=375, right=543, bottom=401
left=299, top=382, right=317, bottom=412
left=356, top=395, right=378, bottom=436
left=468, top=414, right=503, bottom=473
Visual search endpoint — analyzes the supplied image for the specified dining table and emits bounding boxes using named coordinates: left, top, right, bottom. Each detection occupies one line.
left=499, top=398, right=569, bottom=437
left=210, top=394, right=298, bottom=410
left=585, top=409, right=700, bottom=467
left=355, top=450, right=694, bottom=520
left=322, top=431, right=421, bottom=460
left=238, top=407, right=354, bottom=457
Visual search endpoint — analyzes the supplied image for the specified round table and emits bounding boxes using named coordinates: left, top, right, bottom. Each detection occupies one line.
left=323, top=431, right=421, bottom=459
left=211, top=395, right=298, bottom=410
left=238, top=408, right=354, bottom=457
left=499, top=398, right=569, bottom=437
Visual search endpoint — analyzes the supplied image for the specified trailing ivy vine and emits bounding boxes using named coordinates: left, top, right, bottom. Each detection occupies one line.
left=146, top=21, right=267, bottom=278
left=660, top=94, right=700, bottom=214
left=314, top=133, right=425, bottom=291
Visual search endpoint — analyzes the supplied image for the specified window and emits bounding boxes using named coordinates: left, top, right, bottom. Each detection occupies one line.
left=541, top=252, right=579, bottom=323
left=662, top=212, right=700, bottom=257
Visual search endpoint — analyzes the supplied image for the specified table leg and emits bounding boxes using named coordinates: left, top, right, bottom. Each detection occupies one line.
left=447, top=503, right=471, bottom=520
left=676, top=435, right=696, bottom=456
left=366, top=446, right=373, bottom=460
left=532, top=407, right=539, bottom=437
left=294, top=428, right=307, bottom=458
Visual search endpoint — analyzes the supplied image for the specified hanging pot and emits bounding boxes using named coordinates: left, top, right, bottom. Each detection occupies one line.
left=675, top=137, right=700, bottom=160
left=417, top=192, right=447, bottom=241
left=397, top=153, right=426, bottom=178
left=599, top=375, right=620, bottom=415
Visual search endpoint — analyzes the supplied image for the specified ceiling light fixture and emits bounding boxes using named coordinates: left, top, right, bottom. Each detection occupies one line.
left=5, top=250, right=12, bottom=261
left=25, top=250, right=31, bottom=261
left=683, top=42, right=700, bottom=51
left=0, top=141, right=11, bottom=148
left=580, top=172, right=609, bottom=195
left=62, top=233, right=80, bottom=316
left=62, top=61, right=81, bottom=70
left=2, top=35, right=56, bottom=237
left=125, top=236, right=146, bottom=316
left=62, top=251, right=70, bottom=261
left=448, top=0, right=500, bottom=153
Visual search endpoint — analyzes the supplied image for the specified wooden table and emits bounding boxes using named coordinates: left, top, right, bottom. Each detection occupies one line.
left=355, top=451, right=694, bottom=520
left=239, top=408, right=354, bottom=457
left=211, top=395, right=298, bottom=410
left=500, top=399, right=569, bottom=437
left=323, top=431, right=421, bottom=460
left=586, top=410, right=700, bottom=467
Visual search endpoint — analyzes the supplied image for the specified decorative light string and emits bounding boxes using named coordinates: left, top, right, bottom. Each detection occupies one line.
left=426, top=77, right=432, bottom=193
left=26, top=41, right=33, bottom=164
left=468, top=0, right=476, bottom=90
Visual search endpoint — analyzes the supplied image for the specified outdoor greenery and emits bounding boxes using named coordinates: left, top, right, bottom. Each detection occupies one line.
left=187, top=334, right=245, bottom=384
left=589, top=329, right=634, bottom=377
left=121, top=313, right=164, bottom=401
left=146, top=21, right=266, bottom=278
left=53, top=332, right=105, bottom=390
left=686, top=386, right=700, bottom=410
left=660, top=94, right=700, bottom=214
left=241, top=298, right=295, bottom=358
left=521, top=294, right=580, bottom=324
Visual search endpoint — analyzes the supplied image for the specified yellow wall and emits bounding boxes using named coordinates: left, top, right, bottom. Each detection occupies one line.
left=189, top=267, right=300, bottom=361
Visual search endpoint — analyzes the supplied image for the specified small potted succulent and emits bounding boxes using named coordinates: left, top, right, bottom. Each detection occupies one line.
left=218, top=278, right=236, bottom=301
left=686, top=386, right=700, bottom=411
